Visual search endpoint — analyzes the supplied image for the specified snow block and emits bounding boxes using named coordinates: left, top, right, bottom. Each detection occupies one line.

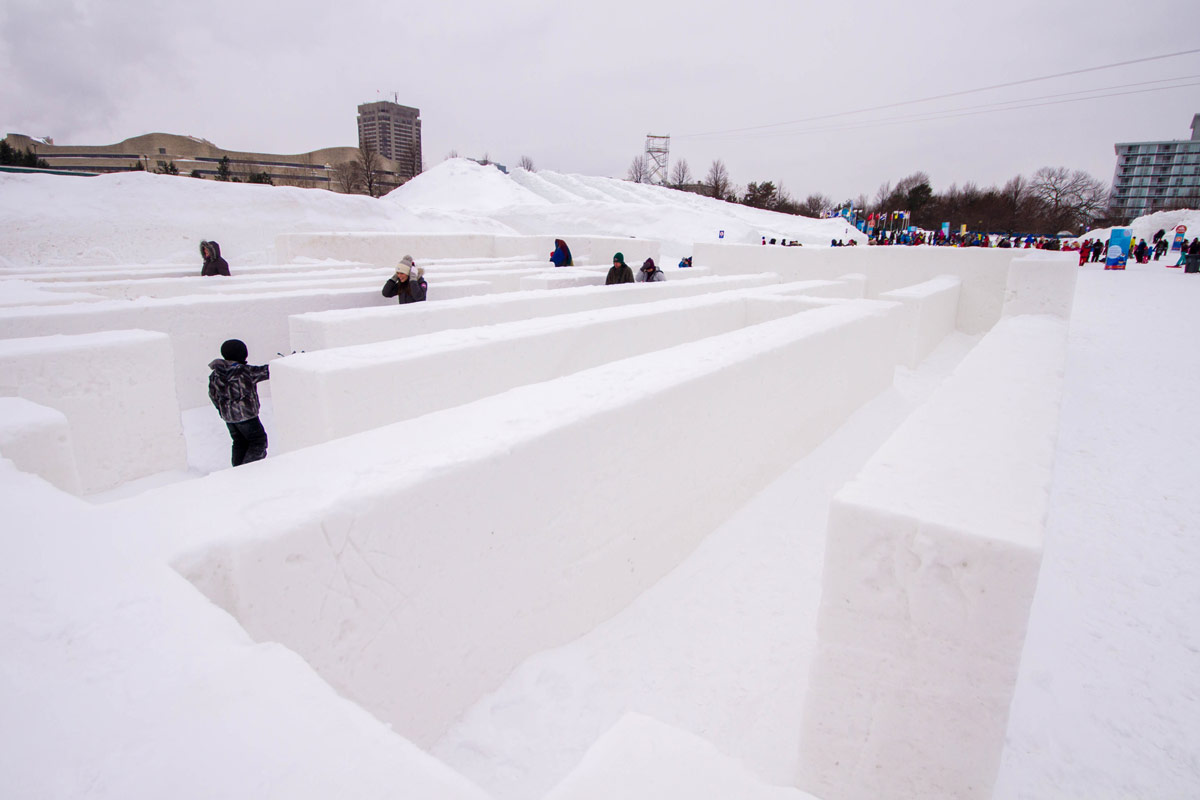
left=1002, top=254, right=1078, bottom=319
left=878, top=275, right=961, bottom=367
left=169, top=298, right=908, bottom=749
left=545, top=713, right=818, bottom=800
left=0, top=286, right=455, bottom=409
left=693, top=244, right=1023, bottom=334
left=276, top=232, right=661, bottom=268
left=272, top=291, right=812, bottom=452
left=288, top=275, right=782, bottom=352
left=0, top=397, right=81, bottom=493
left=0, top=330, right=185, bottom=494
left=798, top=314, right=1070, bottom=800
left=519, top=270, right=608, bottom=290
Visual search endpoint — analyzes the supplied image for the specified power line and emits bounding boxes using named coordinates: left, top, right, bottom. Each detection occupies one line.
left=710, top=81, right=1200, bottom=142
left=715, top=79, right=1200, bottom=142
left=678, top=48, right=1200, bottom=139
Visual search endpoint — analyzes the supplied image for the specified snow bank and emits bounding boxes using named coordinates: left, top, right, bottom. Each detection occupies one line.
left=1080, top=208, right=1200, bottom=247
left=0, top=330, right=184, bottom=493
left=544, top=713, right=817, bottom=800
left=272, top=290, right=812, bottom=452
left=388, top=160, right=865, bottom=260
left=0, top=397, right=81, bottom=493
left=164, top=298, right=906, bottom=749
left=798, top=314, right=1071, bottom=800
left=288, top=275, right=781, bottom=352
left=0, top=170, right=512, bottom=268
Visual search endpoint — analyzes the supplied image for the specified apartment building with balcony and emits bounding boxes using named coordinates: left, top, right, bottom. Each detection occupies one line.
left=1110, top=114, right=1200, bottom=220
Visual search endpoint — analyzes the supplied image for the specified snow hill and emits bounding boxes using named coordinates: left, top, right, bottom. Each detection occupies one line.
left=0, top=159, right=861, bottom=269
left=1080, top=207, right=1200, bottom=245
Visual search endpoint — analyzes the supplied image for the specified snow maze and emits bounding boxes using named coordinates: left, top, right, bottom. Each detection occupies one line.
left=0, top=235, right=1077, bottom=799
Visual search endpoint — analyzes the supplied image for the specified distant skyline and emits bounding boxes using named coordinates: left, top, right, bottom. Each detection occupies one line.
left=4, top=0, right=1200, bottom=202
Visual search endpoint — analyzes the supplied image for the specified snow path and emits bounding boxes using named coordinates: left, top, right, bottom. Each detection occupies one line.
left=996, top=263, right=1200, bottom=799
left=431, top=333, right=981, bottom=799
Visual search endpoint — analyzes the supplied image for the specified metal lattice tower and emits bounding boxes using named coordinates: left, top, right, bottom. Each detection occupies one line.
left=645, top=135, right=670, bottom=185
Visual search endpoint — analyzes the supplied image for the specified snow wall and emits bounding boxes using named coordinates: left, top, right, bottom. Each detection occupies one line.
left=169, top=297, right=909, bottom=748
left=0, top=330, right=185, bottom=493
left=798, top=311, right=1073, bottom=800
left=693, top=243, right=1071, bottom=334
left=277, top=232, right=661, bottom=268
left=288, top=274, right=784, bottom=351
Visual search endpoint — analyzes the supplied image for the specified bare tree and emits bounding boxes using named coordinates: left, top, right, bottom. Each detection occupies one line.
left=627, top=155, right=649, bottom=183
left=872, top=181, right=893, bottom=211
left=518, top=155, right=536, bottom=172
left=1031, top=166, right=1108, bottom=231
left=798, top=193, right=833, bottom=218
left=332, top=161, right=364, bottom=194
left=669, top=158, right=692, bottom=189
left=446, top=149, right=459, bottom=160
left=356, top=140, right=383, bottom=197
left=704, top=159, right=732, bottom=200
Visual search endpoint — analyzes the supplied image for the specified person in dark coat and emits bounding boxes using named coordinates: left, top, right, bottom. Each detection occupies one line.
left=200, top=240, right=230, bottom=276
left=1091, top=239, right=1104, bottom=262
left=208, top=339, right=270, bottom=467
left=1154, top=238, right=1168, bottom=261
left=605, top=252, right=634, bottom=285
left=636, top=258, right=665, bottom=282
left=1186, top=238, right=1200, bottom=274
left=1134, top=239, right=1148, bottom=264
left=382, top=255, right=428, bottom=304
left=550, top=239, right=573, bottom=267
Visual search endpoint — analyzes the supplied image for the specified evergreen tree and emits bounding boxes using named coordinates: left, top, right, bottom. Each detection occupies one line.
left=216, top=156, right=232, bottom=181
left=247, top=171, right=273, bottom=185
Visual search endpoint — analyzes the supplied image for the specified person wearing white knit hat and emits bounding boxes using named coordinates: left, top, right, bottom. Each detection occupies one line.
left=382, top=254, right=428, bottom=304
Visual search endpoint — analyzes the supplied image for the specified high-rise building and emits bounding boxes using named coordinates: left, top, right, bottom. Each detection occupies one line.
left=357, top=101, right=422, bottom=181
left=1110, top=114, right=1200, bottom=219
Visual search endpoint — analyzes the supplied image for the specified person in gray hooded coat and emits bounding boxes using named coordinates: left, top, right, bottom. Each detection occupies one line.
left=208, top=339, right=270, bottom=466
left=200, top=240, right=230, bottom=276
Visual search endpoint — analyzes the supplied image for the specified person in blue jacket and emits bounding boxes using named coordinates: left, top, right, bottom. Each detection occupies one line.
left=550, top=239, right=573, bottom=267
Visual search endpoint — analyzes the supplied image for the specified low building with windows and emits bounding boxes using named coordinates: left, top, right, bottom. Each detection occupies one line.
left=1110, top=114, right=1200, bottom=220
left=1, top=132, right=411, bottom=195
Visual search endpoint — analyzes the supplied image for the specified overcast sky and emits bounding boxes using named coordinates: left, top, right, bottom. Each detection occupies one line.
left=3, top=0, right=1199, bottom=202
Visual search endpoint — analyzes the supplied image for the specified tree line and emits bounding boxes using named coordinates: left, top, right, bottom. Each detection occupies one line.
left=629, top=154, right=1124, bottom=234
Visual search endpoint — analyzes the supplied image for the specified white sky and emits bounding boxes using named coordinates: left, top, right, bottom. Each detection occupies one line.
left=3, top=0, right=1200, bottom=201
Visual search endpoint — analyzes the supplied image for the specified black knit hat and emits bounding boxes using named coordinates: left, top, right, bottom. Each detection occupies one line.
left=220, top=339, right=248, bottom=362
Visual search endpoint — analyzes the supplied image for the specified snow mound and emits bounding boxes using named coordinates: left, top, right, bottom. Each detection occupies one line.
left=386, top=158, right=551, bottom=211
left=1081, top=208, right=1200, bottom=244
left=0, top=170, right=509, bottom=267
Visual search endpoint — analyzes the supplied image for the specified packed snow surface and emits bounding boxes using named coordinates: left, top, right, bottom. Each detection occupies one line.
left=0, top=167, right=1197, bottom=799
